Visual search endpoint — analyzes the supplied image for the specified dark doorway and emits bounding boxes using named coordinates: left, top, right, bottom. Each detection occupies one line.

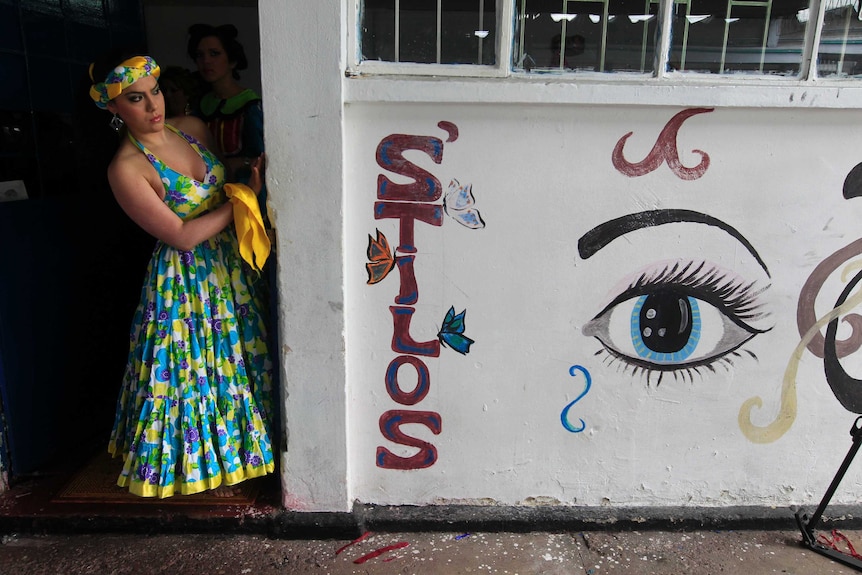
left=0, top=0, right=152, bottom=479
left=0, top=0, right=274, bottom=511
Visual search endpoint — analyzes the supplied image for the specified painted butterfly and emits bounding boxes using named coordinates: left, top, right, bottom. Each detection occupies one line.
left=437, top=306, right=474, bottom=355
left=444, top=179, right=485, bottom=229
left=365, top=229, right=395, bottom=284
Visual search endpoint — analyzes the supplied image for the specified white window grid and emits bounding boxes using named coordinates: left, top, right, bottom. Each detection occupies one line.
left=348, top=0, right=859, bottom=83
left=382, top=0, right=491, bottom=64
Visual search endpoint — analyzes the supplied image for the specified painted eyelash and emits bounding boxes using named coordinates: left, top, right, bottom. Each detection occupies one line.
left=595, top=346, right=759, bottom=387
left=586, top=260, right=771, bottom=383
left=617, top=260, right=771, bottom=328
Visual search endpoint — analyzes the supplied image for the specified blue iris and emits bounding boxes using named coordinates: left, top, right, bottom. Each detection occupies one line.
left=630, top=295, right=701, bottom=363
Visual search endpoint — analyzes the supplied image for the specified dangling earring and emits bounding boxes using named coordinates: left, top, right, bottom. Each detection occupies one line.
left=109, top=113, right=124, bottom=132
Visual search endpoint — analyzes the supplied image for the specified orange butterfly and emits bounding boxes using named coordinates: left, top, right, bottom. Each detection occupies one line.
left=366, top=229, right=396, bottom=284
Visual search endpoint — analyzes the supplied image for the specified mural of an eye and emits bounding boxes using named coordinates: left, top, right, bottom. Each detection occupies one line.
left=583, top=261, right=772, bottom=383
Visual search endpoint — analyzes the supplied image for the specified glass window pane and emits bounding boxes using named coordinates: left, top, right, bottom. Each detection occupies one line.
left=361, top=0, right=397, bottom=62
left=669, top=0, right=809, bottom=76
left=400, top=0, right=439, bottom=63
left=817, top=0, right=862, bottom=77
left=360, top=0, right=496, bottom=65
left=514, top=0, right=659, bottom=74
left=441, top=0, right=496, bottom=65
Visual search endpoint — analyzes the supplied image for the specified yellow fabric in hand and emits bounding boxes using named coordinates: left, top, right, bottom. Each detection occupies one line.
left=223, top=183, right=271, bottom=272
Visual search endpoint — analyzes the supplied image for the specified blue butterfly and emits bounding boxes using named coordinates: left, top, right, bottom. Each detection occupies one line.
left=437, top=306, right=474, bottom=355
left=444, top=179, right=485, bottom=229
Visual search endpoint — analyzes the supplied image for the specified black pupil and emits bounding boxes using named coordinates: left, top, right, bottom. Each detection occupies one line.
left=639, top=291, right=692, bottom=353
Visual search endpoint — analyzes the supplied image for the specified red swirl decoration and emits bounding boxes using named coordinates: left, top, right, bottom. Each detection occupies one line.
left=612, top=107, right=713, bottom=180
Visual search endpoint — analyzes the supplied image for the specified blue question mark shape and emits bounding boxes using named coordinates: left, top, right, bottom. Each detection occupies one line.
left=561, top=365, right=592, bottom=433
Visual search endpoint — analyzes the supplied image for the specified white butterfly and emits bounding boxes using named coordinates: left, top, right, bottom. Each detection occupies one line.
left=444, top=179, right=485, bottom=229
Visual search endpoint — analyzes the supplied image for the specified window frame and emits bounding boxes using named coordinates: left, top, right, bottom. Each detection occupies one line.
left=349, top=0, right=515, bottom=78
left=345, top=0, right=862, bottom=108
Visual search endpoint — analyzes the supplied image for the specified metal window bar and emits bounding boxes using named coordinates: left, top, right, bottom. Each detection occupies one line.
left=516, top=0, right=538, bottom=68
left=517, top=0, right=526, bottom=66
left=835, top=0, right=855, bottom=75
left=719, top=0, right=774, bottom=73
left=640, top=0, right=667, bottom=71
left=391, top=0, right=488, bottom=64
left=802, top=0, right=825, bottom=80
left=652, top=0, right=694, bottom=71
left=518, top=0, right=806, bottom=76
left=522, top=0, right=666, bottom=73
left=479, top=0, right=486, bottom=64
left=564, top=11, right=572, bottom=69
left=677, top=0, right=695, bottom=70
left=354, top=0, right=828, bottom=79
left=437, top=0, right=442, bottom=63
left=563, top=0, right=610, bottom=70
left=643, top=0, right=659, bottom=71
left=395, top=0, right=400, bottom=62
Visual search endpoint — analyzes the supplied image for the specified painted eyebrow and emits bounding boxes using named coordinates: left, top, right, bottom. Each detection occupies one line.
left=123, top=85, right=160, bottom=96
left=577, top=209, right=770, bottom=278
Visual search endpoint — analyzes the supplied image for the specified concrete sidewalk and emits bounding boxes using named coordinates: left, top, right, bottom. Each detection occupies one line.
left=2, top=528, right=862, bottom=574
left=3, top=469, right=862, bottom=574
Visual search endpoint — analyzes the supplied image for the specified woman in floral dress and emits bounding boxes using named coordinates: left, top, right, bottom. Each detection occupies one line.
left=89, top=54, right=274, bottom=497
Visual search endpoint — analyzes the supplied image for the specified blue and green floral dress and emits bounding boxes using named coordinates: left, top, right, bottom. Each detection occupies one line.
left=108, top=124, right=274, bottom=498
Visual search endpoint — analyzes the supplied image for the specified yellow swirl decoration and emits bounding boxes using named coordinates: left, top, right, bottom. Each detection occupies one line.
left=739, top=261, right=862, bottom=443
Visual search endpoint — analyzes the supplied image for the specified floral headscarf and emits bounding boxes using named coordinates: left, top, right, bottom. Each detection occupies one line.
left=89, top=55, right=161, bottom=110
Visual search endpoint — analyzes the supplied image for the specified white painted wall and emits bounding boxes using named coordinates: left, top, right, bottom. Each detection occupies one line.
left=345, top=103, right=862, bottom=507
left=260, top=0, right=349, bottom=511
left=263, top=0, right=862, bottom=512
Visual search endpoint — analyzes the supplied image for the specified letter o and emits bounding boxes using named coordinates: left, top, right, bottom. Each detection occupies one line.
left=385, top=355, right=430, bottom=405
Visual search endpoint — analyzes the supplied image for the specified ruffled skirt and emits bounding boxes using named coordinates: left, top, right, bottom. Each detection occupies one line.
left=108, top=228, right=274, bottom=498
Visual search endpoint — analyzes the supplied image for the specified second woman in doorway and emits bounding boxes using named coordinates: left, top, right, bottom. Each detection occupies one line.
left=187, top=23, right=277, bottom=381
left=187, top=23, right=264, bottom=185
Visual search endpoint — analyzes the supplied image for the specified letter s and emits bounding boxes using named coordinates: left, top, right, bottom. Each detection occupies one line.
left=376, top=410, right=442, bottom=470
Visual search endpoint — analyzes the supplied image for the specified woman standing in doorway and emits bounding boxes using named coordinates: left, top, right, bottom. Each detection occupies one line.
left=187, top=24, right=264, bottom=185
left=90, top=53, right=274, bottom=498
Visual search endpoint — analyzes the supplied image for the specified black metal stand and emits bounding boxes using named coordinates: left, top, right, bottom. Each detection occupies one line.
left=795, top=416, right=862, bottom=571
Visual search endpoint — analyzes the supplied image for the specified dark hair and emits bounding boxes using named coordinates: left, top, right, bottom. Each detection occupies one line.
left=81, top=47, right=149, bottom=141
left=74, top=48, right=147, bottom=185
left=88, top=47, right=149, bottom=89
left=187, top=23, right=248, bottom=80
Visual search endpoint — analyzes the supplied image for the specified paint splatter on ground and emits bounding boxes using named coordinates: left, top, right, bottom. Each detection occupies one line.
left=0, top=530, right=860, bottom=574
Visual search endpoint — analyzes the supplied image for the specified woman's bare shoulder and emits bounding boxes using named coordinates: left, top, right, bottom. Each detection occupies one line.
left=107, top=141, right=157, bottom=191
left=108, top=141, right=142, bottom=173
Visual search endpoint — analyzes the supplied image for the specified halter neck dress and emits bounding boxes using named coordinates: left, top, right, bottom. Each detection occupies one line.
left=108, top=124, right=274, bottom=498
